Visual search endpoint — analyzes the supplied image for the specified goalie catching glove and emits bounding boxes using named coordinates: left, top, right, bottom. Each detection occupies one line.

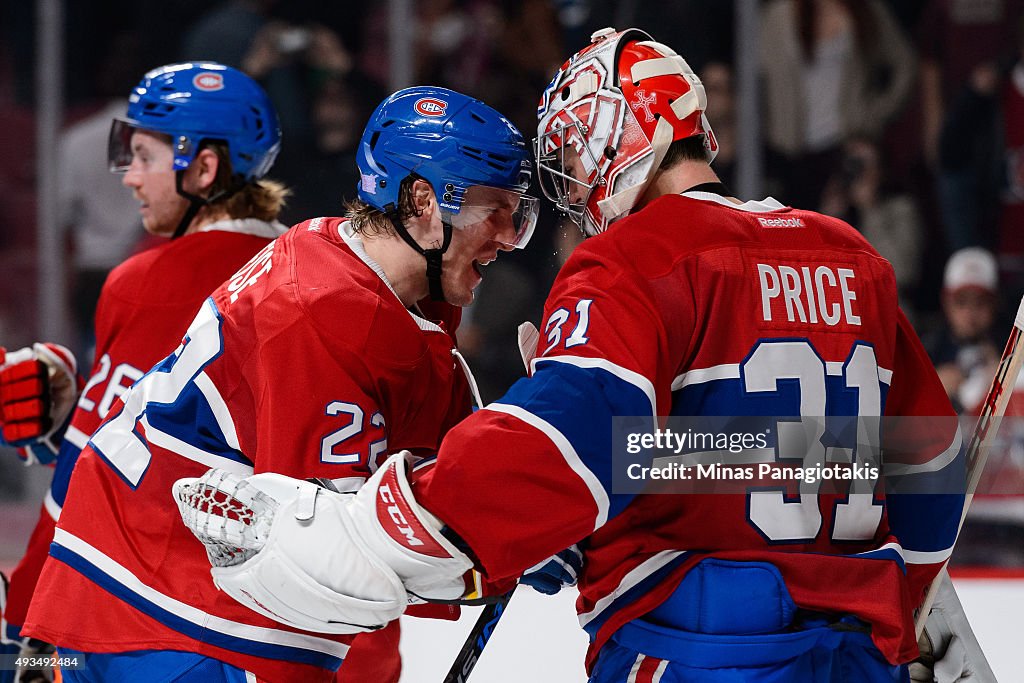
left=0, top=344, right=79, bottom=465
left=173, top=452, right=473, bottom=634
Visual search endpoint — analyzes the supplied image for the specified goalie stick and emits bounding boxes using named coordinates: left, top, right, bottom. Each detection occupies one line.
left=442, top=590, right=514, bottom=683
left=915, top=295, right=1024, bottom=637
left=439, top=325, right=535, bottom=683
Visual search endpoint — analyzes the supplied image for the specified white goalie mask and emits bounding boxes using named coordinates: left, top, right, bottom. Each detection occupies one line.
left=535, top=27, right=718, bottom=237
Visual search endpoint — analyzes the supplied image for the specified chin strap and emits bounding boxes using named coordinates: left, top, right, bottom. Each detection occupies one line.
left=172, top=171, right=245, bottom=239
left=386, top=207, right=453, bottom=302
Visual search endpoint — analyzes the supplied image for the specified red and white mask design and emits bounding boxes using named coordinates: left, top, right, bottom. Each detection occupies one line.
left=535, top=28, right=718, bottom=237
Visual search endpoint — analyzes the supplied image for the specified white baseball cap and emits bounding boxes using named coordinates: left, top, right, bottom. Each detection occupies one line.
left=943, top=247, right=998, bottom=293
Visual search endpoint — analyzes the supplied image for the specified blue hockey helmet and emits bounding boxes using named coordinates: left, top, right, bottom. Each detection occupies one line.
left=109, top=62, right=281, bottom=181
left=356, top=86, right=535, bottom=245
left=356, top=86, right=538, bottom=302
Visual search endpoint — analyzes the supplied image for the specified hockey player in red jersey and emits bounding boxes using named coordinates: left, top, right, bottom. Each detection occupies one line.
left=21, top=84, right=537, bottom=683
left=175, top=29, right=975, bottom=682
left=0, top=61, right=289, bottom=680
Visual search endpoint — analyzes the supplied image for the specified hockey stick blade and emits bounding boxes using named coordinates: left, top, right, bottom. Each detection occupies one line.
left=442, top=590, right=514, bottom=683
left=915, top=294, right=1024, bottom=637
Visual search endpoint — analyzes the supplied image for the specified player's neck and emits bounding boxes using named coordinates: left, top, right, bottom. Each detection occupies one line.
left=638, top=161, right=739, bottom=208
left=361, top=235, right=428, bottom=306
left=183, top=208, right=232, bottom=236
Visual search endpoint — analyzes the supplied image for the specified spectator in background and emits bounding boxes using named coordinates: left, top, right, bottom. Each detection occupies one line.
left=997, top=17, right=1024, bottom=299
left=918, top=0, right=1024, bottom=252
left=489, top=0, right=564, bottom=132
left=239, top=19, right=352, bottom=142
left=59, top=31, right=147, bottom=368
left=934, top=61, right=1004, bottom=253
left=760, top=0, right=916, bottom=211
left=180, top=0, right=276, bottom=68
left=273, top=73, right=382, bottom=225
left=359, top=0, right=502, bottom=98
left=925, top=247, right=1002, bottom=413
left=820, top=137, right=924, bottom=321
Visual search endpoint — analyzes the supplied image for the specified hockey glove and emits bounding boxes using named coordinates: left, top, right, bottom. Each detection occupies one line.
left=909, top=571, right=993, bottom=682
left=173, top=452, right=473, bottom=634
left=0, top=344, right=79, bottom=465
left=520, top=545, right=583, bottom=595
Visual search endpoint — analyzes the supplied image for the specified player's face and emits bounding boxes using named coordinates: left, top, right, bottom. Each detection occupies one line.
left=944, top=288, right=997, bottom=341
left=121, top=130, right=186, bottom=236
left=561, top=147, right=590, bottom=205
left=442, top=190, right=523, bottom=306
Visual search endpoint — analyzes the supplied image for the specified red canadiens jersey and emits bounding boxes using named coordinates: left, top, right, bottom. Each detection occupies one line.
left=420, top=192, right=964, bottom=669
left=4, top=220, right=283, bottom=641
left=25, top=217, right=472, bottom=682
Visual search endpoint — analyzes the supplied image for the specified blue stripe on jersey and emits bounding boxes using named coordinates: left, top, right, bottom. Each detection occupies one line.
left=499, top=360, right=653, bottom=520
left=144, top=382, right=251, bottom=466
left=48, top=543, right=344, bottom=670
left=886, top=492, right=964, bottom=554
left=51, top=436, right=84, bottom=508
left=846, top=545, right=907, bottom=572
left=582, top=552, right=691, bottom=641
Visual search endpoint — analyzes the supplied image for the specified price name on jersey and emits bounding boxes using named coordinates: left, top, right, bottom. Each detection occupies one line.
left=757, top=263, right=861, bottom=326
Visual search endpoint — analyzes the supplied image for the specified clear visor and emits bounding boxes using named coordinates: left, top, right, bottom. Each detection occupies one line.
left=108, top=118, right=137, bottom=173
left=448, top=185, right=540, bottom=250
left=533, top=121, right=602, bottom=230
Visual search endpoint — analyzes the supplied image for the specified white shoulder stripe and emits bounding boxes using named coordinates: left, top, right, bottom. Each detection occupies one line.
left=485, top=402, right=609, bottom=531
left=902, top=545, right=955, bottom=565
left=194, top=371, right=240, bottom=452
left=65, top=424, right=90, bottom=450
left=671, top=363, right=740, bottom=391
left=52, top=527, right=350, bottom=659
left=883, top=425, right=963, bottom=476
left=672, top=362, right=894, bottom=390
left=578, top=550, right=687, bottom=628
left=534, top=355, right=657, bottom=421
left=43, top=489, right=61, bottom=521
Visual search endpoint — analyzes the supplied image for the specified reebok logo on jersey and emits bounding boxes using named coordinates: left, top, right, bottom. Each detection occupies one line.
left=757, top=216, right=805, bottom=228
left=192, top=72, right=224, bottom=91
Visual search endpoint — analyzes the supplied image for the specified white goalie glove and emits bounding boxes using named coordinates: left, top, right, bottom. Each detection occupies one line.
left=173, top=452, right=473, bottom=634
left=909, top=570, right=996, bottom=683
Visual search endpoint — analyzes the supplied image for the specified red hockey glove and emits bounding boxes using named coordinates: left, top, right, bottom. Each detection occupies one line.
left=0, top=343, right=80, bottom=465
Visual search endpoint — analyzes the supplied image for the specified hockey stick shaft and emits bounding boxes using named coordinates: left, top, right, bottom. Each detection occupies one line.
left=914, top=296, right=1024, bottom=637
left=442, top=590, right=514, bottom=683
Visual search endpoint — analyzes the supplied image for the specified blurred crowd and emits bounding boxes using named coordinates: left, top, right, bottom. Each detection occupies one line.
left=1, top=0, right=1023, bottom=563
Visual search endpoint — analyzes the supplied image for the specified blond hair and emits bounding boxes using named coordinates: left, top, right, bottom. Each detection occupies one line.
left=343, top=176, right=424, bottom=238
left=207, top=142, right=290, bottom=221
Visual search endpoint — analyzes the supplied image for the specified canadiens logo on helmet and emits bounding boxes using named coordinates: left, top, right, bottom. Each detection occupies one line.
left=192, top=72, right=224, bottom=92
left=414, top=98, right=448, bottom=117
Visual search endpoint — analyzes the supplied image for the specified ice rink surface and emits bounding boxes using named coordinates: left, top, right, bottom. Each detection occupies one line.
left=401, top=578, right=1024, bottom=682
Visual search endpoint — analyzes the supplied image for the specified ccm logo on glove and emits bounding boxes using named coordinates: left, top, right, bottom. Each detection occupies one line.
left=376, top=468, right=449, bottom=557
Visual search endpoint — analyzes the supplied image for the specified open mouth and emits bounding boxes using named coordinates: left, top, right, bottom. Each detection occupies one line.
left=473, top=257, right=496, bottom=277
